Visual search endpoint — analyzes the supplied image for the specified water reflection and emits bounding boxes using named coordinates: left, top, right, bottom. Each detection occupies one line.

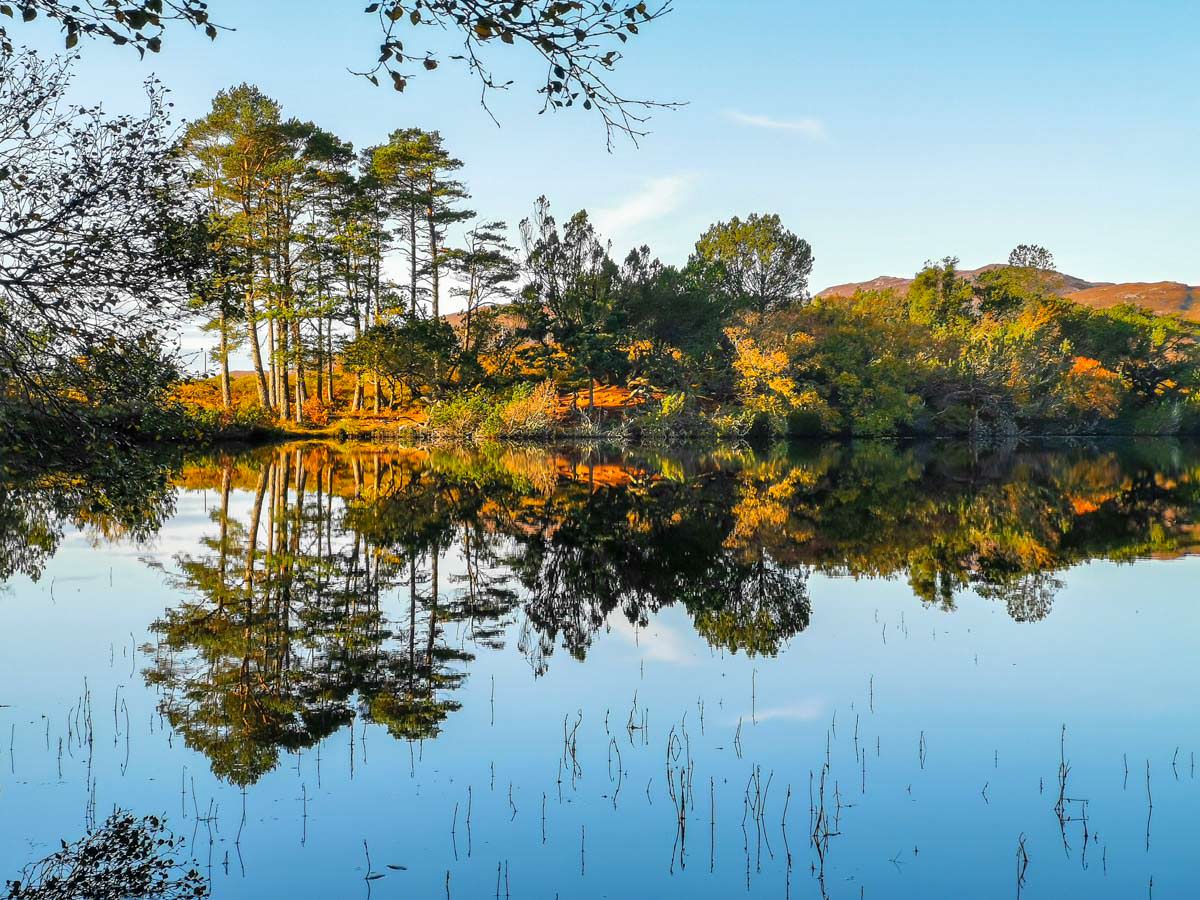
left=0, top=452, right=177, bottom=583
left=4, top=439, right=1200, bottom=788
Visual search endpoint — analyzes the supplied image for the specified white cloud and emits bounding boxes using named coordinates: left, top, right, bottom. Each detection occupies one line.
left=731, top=701, right=825, bottom=726
left=726, top=110, right=828, bottom=140
left=608, top=613, right=695, bottom=665
left=593, top=174, right=694, bottom=241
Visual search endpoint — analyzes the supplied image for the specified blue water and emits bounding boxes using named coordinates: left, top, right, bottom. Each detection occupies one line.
left=1, top=441, right=1196, bottom=898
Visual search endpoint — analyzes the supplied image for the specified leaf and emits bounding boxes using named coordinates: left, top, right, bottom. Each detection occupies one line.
left=422, top=58, right=437, bottom=70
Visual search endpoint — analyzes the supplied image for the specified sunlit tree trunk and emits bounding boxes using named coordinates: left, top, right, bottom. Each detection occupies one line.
left=351, top=302, right=364, bottom=412
left=292, top=317, right=305, bottom=425
left=409, top=195, right=419, bottom=316
left=279, top=318, right=292, bottom=421
left=314, top=315, right=324, bottom=407
left=218, top=307, right=232, bottom=411
left=266, top=315, right=278, bottom=411
left=427, top=174, right=439, bottom=321
left=246, top=292, right=270, bottom=410
left=327, top=310, right=336, bottom=405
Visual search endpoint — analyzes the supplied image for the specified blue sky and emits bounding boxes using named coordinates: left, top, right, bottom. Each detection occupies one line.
left=22, top=0, right=1200, bottom=296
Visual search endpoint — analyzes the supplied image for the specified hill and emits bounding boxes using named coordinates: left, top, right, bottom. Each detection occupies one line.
left=1063, top=282, right=1198, bottom=320
left=818, top=265, right=1106, bottom=300
left=816, top=266, right=1200, bottom=322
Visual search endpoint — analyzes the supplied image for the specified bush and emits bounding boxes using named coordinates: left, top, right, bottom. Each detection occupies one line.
left=425, top=390, right=495, bottom=440
left=425, top=381, right=560, bottom=441
left=635, top=392, right=716, bottom=443
left=495, top=381, right=558, bottom=438
left=183, top=403, right=275, bottom=441
left=302, top=397, right=332, bottom=427
left=1122, top=401, right=1184, bottom=436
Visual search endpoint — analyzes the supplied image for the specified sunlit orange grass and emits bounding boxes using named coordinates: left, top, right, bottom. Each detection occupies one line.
left=554, top=383, right=651, bottom=419
left=554, top=460, right=648, bottom=489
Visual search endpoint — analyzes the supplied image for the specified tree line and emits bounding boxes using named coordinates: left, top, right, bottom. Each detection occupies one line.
left=176, top=82, right=1200, bottom=440
left=6, top=46, right=1200, bottom=449
left=180, top=83, right=480, bottom=422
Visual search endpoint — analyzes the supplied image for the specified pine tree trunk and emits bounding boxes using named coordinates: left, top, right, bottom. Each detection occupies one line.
left=292, top=318, right=305, bottom=424
left=314, top=315, right=324, bottom=407
left=219, top=306, right=232, bottom=411
left=427, top=176, right=438, bottom=320
left=245, top=292, right=271, bottom=410
left=327, top=311, right=335, bottom=405
left=266, top=315, right=277, bottom=410
left=278, top=319, right=291, bottom=421
left=351, top=307, right=363, bottom=411
left=409, top=195, right=418, bottom=316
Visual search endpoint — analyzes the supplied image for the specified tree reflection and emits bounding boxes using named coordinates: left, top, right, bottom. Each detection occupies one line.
left=0, top=451, right=177, bottom=583
left=141, top=439, right=1200, bottom=780
left=7, top=438, right=1198, bottom=782
left=146, top=447, right=524, bottom=783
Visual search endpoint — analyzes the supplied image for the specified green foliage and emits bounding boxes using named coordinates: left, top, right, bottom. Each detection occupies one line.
left=426, top=381, right=559, bottom=440
left=515, top=197, right=625, bottom=389
left=343, top=316, right=460, bottom=403
left=691, top=213, right=814, bottom=316
left=906, top=256, right=975, bottom=327
left=620, top=250, right=731, bottom=393
left=1061, top=302, right=1200, bottom=407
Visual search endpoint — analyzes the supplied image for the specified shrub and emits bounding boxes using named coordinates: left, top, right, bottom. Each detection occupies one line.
left=635, top=392, right=716, bottom=443
left=495, top=381, right=558, bottom=438
left=425, top=390, right=495, bottom=441
left=302, top=397, right=332, bottom=427
left=425, top=381, right=560, bottom=441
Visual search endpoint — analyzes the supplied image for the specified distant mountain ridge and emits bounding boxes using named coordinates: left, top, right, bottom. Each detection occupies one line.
left=817, top=265, right=1200, bottom=322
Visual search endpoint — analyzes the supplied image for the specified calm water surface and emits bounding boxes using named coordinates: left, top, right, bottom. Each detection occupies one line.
left=1, top=440, right=1197, bottom=898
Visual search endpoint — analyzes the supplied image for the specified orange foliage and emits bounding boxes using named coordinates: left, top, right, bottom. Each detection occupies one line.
left=301, top=397, right=332, bottom=427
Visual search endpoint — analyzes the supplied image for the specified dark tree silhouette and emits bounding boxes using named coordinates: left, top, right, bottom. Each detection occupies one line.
left=2, top=1, right=674, bottom=145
